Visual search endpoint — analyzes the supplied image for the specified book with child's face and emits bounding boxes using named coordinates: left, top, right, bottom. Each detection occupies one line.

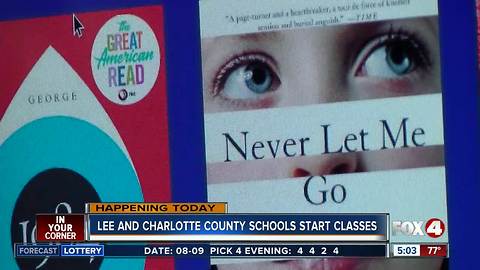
left=200, top=0, right=448, bottom=269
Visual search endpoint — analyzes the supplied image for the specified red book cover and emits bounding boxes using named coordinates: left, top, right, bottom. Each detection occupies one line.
left=0, top=6, right=173, bottom=270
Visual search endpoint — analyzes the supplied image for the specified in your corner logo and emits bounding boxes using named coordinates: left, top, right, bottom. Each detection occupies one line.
left=91, top=14, right=160, bottom=105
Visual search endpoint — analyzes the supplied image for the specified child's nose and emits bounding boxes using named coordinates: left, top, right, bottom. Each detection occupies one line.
left=291, top=153, right=359, bottom=177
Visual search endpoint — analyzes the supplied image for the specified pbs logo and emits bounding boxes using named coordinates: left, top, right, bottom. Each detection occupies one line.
left=392, top=218, right=445, bottom=238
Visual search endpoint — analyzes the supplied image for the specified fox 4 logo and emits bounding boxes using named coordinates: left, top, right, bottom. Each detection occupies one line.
left=392, top=218, right=445, bottom=238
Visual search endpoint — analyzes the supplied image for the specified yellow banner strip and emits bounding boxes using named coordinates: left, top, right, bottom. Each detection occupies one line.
left=86, top=203, right=227, bottom=214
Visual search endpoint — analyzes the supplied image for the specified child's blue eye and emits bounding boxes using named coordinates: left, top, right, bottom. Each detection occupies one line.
left=215, top=55, right=280, bottom=100
left=243, top=62, right=273, bottom=93
left=356, top=34, right=429, bottom=78
left=386, top=41, right=414, bottom=75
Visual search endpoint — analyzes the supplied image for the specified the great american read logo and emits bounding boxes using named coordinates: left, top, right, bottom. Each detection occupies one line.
left=91, top=14, right=160, bottom=105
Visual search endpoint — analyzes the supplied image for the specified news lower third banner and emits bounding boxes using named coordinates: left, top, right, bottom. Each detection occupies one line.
left=16, top=203, right=450, bottom=259
left=35, top=213, right=387, bottom=242
left=87, top=214, right=387, bottom=241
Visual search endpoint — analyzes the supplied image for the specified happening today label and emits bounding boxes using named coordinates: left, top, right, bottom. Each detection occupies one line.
left=91, top=14, right=160, bottom=105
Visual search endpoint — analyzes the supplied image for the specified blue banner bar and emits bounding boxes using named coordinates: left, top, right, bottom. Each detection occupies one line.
left=88, top=214, right=387, bottom=236
left=15, top=243, right=387, bottom=258
left=60, top=244, right=104, bottom=257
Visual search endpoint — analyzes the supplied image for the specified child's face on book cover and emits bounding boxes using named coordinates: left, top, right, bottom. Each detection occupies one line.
left=204, top=17, right=444, bottom=270
left=202, top=17, right=440, bottom=113
left=202, top=16, right=443, bottom=183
